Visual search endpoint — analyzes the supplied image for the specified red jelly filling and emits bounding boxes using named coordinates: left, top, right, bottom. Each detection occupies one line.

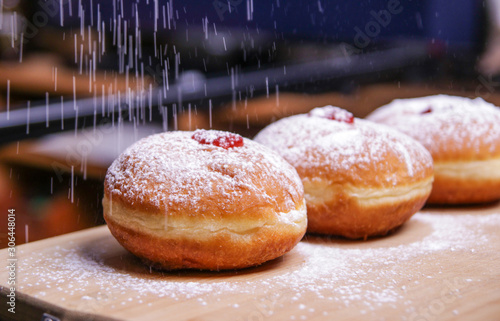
left=192, top=130, right=244, bottom=149
left=420, top=106, right=432, bottom=114
left=309, top=106, right=354, bottom=124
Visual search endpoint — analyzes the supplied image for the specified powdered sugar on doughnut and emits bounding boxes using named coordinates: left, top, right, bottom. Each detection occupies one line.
left=105, top=130, right=303, bottom=215
left=367, top=95, right=500, bottom=159
left=308, top=106, right=354, bottom=123
left=191, top=130, right=244, bottom=149
left=254, top=109, right=433, bottom=186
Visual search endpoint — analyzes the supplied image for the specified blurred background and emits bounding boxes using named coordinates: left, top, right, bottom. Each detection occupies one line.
left=0, top=0, right=499, bottom=246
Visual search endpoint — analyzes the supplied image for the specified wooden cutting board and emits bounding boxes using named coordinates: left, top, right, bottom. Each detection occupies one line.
left=1, top=203, right=500, bottom=321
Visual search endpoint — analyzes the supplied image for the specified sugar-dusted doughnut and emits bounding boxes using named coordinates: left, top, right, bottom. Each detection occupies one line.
left=103, top=130, right=307, bottom=270
left=254, top=106, right=434, bottom=239
left=367, top=95, right=500, bottom=204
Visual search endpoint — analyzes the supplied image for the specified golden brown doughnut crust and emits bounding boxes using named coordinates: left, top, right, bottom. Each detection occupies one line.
left=105, top=199, right=306, bottom=270
left=103, top=130, right=307, bottom=270
left=305, top=186, right=430, bottom=238
left=254, top=106, right=434, bottom=239
left=367, top=95, right=500, bottom=204
left=428, top=169, right=500, bottom=204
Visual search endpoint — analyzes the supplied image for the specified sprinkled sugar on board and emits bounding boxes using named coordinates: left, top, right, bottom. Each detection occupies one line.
left=1, top=204, right=500, bottom=321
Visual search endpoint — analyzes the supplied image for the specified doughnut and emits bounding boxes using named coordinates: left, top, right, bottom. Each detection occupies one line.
left=103, top=129, right=307, bottom=271
left=254, top=106, right=434, bottom=239
left=367, top=95, right=500, bottom=204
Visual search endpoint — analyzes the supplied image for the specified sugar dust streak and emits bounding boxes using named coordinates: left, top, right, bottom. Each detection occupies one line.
left=70, top=165, right=74, bottom=203
left=6, top=80, right=10, bottom=120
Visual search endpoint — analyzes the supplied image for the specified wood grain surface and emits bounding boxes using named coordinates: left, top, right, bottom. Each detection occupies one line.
left=1, top=203, right=500, bottom=321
